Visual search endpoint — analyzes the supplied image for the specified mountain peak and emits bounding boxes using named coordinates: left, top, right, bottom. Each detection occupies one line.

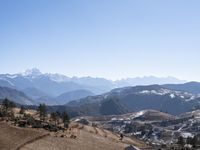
left=22, top=68, right=42, bottom=76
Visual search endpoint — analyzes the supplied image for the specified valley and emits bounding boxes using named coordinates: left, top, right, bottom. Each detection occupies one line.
left=1, top=70, right=200, bottom=149
left=2, top=0, right=199, bottom=149
left=74, top=109, right=200, bottom=149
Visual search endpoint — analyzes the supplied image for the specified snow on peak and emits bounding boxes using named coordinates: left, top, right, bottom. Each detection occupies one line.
left=137, top=88, right=197, bottom=100
left=138, top=89, right=172, bottom=96
left=19, top=68, right=70, bottom=82
left=45, top=73, right=69, bottom=83
left=21, top=68, right=42, bottom=77
left=170, top=94, right=175, bottom=98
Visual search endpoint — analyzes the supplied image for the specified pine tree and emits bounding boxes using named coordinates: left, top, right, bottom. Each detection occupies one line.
left=19, top=106, right=25, bottom=114
left=38, top=103, right=47, bottom=122
left=2, top=98, right=16, bottom=114
left=61, top=112, right=70, bottom=128
left=50, top=112, right=60, bottom=125
left=177, top=136, right=184, bottom=145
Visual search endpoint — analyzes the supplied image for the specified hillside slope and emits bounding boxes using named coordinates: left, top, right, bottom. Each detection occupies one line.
left=0, top=121, right=148, bottom=150
left=163, top=81, right=200, bottom=94
left=66, top=85, right=200, bottom=115
left=56, top=89, right=94, bottom=104
left=0, top=87, right=34, bottom=105
left=0, top=122, right=48, bottom=150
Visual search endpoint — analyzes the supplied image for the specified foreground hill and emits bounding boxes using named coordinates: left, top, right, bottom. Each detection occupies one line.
left=0, top=121, right=148, bottom=150
left=0, top=122, right=48, bottom=150
left=66, top=85, right=200, bottom=115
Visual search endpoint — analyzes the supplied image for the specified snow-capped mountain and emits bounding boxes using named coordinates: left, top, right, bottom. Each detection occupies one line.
left=115, top=76, right=186, bottom=87
left=0, top=68, right=112, bottom=96
left=109, top=84, right=200, bottom=100
left=21, top=68, right=42, bottom=77
left=0, top=68, right=187, bottom=96
left=0, top=68, right=199, bottom=106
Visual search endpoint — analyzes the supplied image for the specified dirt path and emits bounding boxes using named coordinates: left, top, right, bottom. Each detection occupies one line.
left=93, top=126, right=98, bottom=134
left=0, top=122, right=149, bottom=150
left=20, top=123, right=149, bottom=150
left=96, top=128, right=107, bottom=137
left=0, top=122, right=46, bottom=150
left=16, top=134, right=50, bottom=150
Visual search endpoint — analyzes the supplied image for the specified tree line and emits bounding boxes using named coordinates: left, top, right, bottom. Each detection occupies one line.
left=177, top=135, right=200, bottom=148
left=0, top=98, right=70, bottom=130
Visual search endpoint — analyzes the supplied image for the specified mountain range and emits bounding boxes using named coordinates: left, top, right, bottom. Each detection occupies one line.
left=0, top=68, right=185, bottom=95
left=0, top=86, right=34, bottom=105
left=1, top=68, right=200, bottom=116
left=65, top=84, right=200, bottom=116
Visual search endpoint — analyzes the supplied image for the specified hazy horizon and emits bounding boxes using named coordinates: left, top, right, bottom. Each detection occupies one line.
left=1, top=1, right=200, bottom=149
left=0, top=67, right=189, bottom=82
left=1, top=0, right=200, bottom=81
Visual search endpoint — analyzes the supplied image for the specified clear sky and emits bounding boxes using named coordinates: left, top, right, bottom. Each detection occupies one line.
left=0, top=0, right=200, bottom=81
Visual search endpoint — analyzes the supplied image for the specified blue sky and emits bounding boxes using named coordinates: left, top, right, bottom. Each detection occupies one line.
left=0, top=0, right=200, bottom=81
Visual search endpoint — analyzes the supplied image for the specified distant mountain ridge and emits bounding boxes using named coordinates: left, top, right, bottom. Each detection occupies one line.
left=0, top=86, right=34, bottom=105
left=55, top=89, right=94, bottom=104
left=0, top=68, right=113, bottom=96
left=0, top=68, right=186, bottom=96
left=66, top=85, right=200, bottom=116
left=1, top=79, right=200, bottom=116
left=115, top=76, right=186, bottom=87
left=3, top=68, right=200, bottom=108
left=0, top=86, right=95, bottom=106
left=162, top=81, right=200, bottom=94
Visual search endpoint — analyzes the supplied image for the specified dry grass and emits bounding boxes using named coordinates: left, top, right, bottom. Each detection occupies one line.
left=21, top=123, right=148, bottom=150
left=0, top=121, right=148, bottom=150
left=0, top=122, right=47, bottom=150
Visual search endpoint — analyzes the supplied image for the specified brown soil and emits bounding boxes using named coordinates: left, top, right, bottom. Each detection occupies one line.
left=0, top=121, right=148, bottom=150
left=0, top=122, right=47, bottom=150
